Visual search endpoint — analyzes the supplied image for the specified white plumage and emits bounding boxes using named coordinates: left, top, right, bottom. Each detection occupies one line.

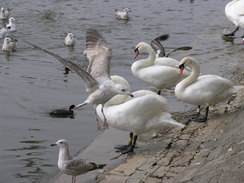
left=132, top=42, right=190, bottom=94
left=224, top=0, right=244, bottom=36
left=175, top=57, right=236, bottom=122
left=96, top=75, right=185, bottom=153
left=64, top=32, right=75, bottom=46
left=115, top=8, right=130, bottom=20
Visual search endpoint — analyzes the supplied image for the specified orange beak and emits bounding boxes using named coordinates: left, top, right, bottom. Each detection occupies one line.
left=134, top=50, right=139, bottom=59
left=178, top=66, right=185, bottom=75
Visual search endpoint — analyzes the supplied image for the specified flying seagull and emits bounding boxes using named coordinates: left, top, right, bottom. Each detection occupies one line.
left=25, top=29, right=133, bottom=130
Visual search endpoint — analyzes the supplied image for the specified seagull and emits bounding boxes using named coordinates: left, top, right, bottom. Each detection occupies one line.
left=2, top=37, right=17, bottom=52
left=115, top=8, right=130, bottom=20
left=150, top=34, right=192, bottom=58
left=0, top=7, right=11, bottom=20
left=6, top=17, right=17, bottom=32
left=51, top=139, right=106, bottom=183
left=64, top=32, right=75, bottom=46
left=25, top=29, right=133, bottom=130
left=224, top=0, right=244, bottom=36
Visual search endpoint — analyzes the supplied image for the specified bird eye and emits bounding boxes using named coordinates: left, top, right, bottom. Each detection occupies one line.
left=60, top=142, right=63, bottom=144
left=121, top=89, right=126, bottom=92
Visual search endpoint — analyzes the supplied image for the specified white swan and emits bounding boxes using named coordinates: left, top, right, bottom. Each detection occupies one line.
left=175, top=57, right=236, bottom=122
left=115, top=8, right=130, bottom=20
left=64, top=32, right=75, bottom=46
left=224, top=0, right=244, bottom=36
left=132, top=42, right=190, bottom=95
left=96, top=75, right=185, bottom=153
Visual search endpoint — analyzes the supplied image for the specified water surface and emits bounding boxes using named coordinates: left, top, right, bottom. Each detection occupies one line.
left=0, top=0, right=243, bottom=182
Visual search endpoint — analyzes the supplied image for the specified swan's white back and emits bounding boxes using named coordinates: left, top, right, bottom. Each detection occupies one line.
left=131, top=42, right=189, bottom=90
left=225, top=0, right=244, bottom=28
left=96, top=75, right=185, bottom=135
left=175, top=57, right=236, bottom=106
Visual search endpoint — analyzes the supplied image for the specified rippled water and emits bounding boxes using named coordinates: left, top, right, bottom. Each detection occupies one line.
left=0, top=0, right=243, bottom=182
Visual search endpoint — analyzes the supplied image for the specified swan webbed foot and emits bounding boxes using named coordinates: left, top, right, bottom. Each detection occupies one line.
left=114, top=143, right=132, bottom=151
left=115, top=133, right=137, bottom=154
left=192, top=117, right=208, bottom=123
left=115, top=144, right=135, bottom=154
left=184, top=113, right=200, bottom=120
left=223, top=26, right=239, bottom=37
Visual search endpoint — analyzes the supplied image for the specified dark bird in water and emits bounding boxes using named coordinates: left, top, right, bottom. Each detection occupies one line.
left=49, top=105, right=75, bottom=118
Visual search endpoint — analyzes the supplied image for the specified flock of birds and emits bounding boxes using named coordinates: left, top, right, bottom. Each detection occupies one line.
left=1, top=1, right=244, bottom=182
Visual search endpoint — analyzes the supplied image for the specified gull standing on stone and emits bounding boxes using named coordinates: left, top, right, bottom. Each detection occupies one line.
left=25, top=29, right=133, bottom=130
left=51, top=139, right=106, bottom=183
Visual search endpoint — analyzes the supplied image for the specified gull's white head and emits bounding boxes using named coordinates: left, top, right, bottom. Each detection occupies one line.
left=124, top=8, right=130, bottom=12
left=9, top=17, right=16, bottom=23
left=113, top=83, right=133, bottom=97
left=3, top=37, right=11, bottom=44
left=67, top=32, right=74, bottom=39
left=51, top=139, right=69, bottom=148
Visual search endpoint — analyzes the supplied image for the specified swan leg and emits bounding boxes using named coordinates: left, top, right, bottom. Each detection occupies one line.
left=223, top=26, right=239, bottom=36
left=185, top=105, right=201, bottom=119
left=194, top=106, right=209, bottom=123
left=114, top=132, right=133, bottom=151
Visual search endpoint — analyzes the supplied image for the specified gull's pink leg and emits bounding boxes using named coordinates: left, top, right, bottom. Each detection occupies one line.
left=101, top=106, right=109, bottom=129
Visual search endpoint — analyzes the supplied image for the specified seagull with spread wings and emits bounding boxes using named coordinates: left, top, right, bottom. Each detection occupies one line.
left=25, top=29, right=133, bottom=130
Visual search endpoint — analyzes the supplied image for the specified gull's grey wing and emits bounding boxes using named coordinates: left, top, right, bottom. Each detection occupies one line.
left=151, top=34, right=169, bottom=57
left=165, top=46, right=192, bottom=57
left=84, top=29, right=112, bottom=80
left=25, top=41, right=99, bottom=93
left=65, top=159, right=99, bottom=173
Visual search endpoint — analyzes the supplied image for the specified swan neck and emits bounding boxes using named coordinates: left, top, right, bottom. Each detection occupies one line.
left=180, top=61, right=200, bottom=88
left=135, top=44, right=156, bottom=68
